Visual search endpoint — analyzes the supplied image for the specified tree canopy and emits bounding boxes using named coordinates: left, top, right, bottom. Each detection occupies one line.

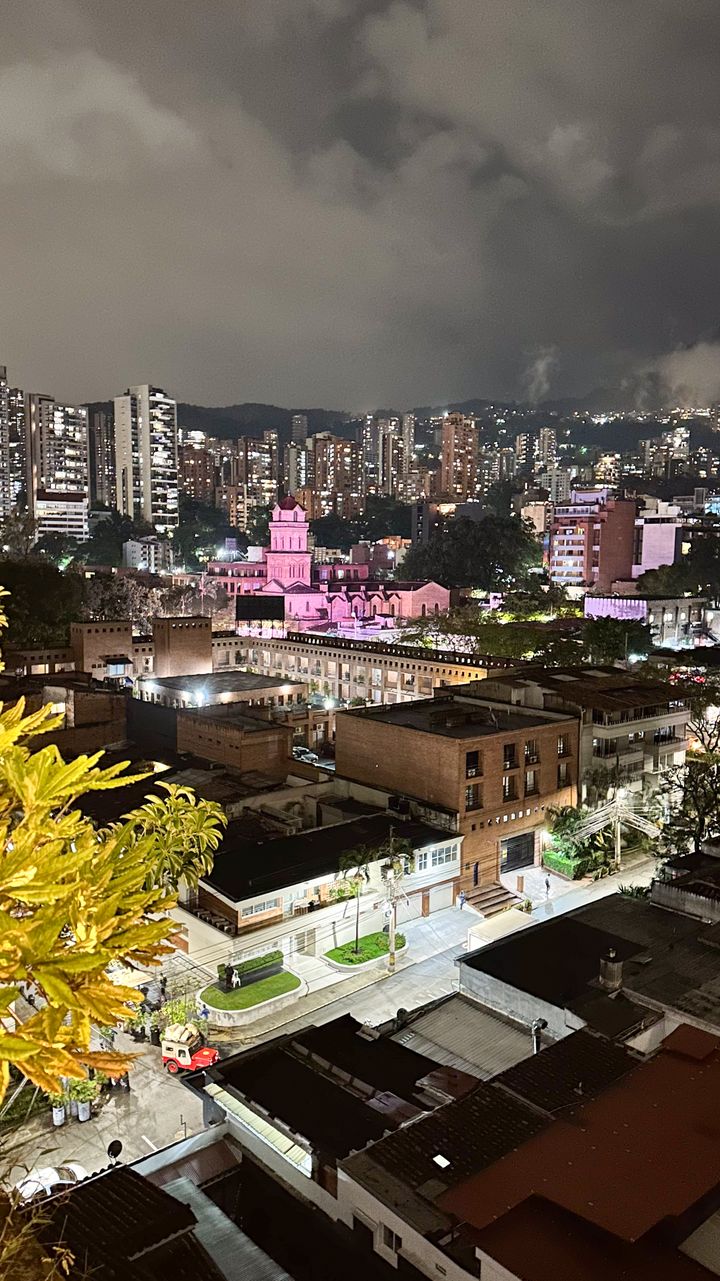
left=401, top=517, right=541, bottom=588
left=309, top=496, right=412, bottom=554
left=637, top=525, right=720, bottom=605
left=173, top=498, right=247, bottom=570
left=0, top=687, right=226, bottom=1099
left=583, top=616, right=653, bottom=664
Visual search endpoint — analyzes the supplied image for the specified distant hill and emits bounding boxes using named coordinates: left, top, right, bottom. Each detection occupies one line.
left=412, top=398, right=514, bottom=417
left=85, top=400, right=360, bottom=443
left=176, top=403, right=359, bottom=442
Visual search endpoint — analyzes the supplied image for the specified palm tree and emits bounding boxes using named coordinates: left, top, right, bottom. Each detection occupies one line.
left=338, top=845, right=373, bottom=955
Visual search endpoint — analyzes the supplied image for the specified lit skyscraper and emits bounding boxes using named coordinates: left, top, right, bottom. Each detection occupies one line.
left=0, top=368, right=11, bottom=519
left=26, top=393, right=89, bottom=539
left=114, top=385, right=179, bottom=531
left=291, top=413, right=309, bottom=444
left=88, top=405, right=116, bottom=507
left=440, top=412, right=478, bottom=499
left=8, top=385, right=26, bottom=508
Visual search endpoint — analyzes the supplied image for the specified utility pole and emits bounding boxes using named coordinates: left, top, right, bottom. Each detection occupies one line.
left=385, top=865, right=397, bottom=975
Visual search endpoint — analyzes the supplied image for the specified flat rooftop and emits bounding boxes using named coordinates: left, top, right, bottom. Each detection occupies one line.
left=342, top=696, right=566, bottom=740
left=135, top=672, right=305, bottom=696
left=461, top=894, right=720, bottom=1032
left=202, top=1015, right=441, bottom=1160
left=203, top=812, right=445, bottom=900
left=480, top=665, right=689, bottom=711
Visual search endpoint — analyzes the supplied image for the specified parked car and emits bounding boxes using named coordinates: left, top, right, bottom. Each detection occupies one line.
left=292, top=746, right=318, bottom=762
left=161, top=1023, right=219, bottom=1074
left=15, top=1163, right=89, bottom=1203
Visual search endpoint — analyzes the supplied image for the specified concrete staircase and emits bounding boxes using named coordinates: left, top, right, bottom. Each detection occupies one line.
left=465, top=881, right=521, bottom=918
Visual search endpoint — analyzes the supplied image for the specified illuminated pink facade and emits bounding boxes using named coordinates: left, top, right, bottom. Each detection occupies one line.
left=205, top=497, right=450, bottom=632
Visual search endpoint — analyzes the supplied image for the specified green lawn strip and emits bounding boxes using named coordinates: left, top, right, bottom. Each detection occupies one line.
left=325, top=931, right=406, bottom=966
left=200, top=971, right=300, bottom=1010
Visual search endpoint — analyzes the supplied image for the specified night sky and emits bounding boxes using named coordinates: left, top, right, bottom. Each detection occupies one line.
left=3, top=0, right=720, bottom=409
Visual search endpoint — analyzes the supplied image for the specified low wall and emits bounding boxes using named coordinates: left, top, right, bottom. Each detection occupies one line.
left=198, top=969, right=306, bottom=1028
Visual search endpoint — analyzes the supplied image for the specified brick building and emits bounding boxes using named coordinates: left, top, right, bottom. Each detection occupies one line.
left=152, top=615, right=212, bottom=677
left=334, top=693, right=578, bottom=906
left=549, top=489, right=637, bottom=591
left=235, top=633, right=516, bottom=705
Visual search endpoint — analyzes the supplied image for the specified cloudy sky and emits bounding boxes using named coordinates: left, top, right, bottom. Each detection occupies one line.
left=3, top=0, right=720, bottom=409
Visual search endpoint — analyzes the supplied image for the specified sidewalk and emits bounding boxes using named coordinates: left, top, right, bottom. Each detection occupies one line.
left=215, top=906, right=471, bottom=1045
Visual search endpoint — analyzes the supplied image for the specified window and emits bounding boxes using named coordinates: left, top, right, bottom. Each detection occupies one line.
left=525, top=739, right=539, bottom=764
left=382, top=1226, right=402, bottom=1253
left=502, top=776, right=517, bottom=802
left=503, top=744, right=518, bottom=770
left=431, top=845, right=455, bottom=867
left=241, top=897, right=280, bottom=917
left=558, top=761, right=569, bottom=788
left=557, top=734, right=570, bottom=758
left=466, top=749, right=482, bottom=778
left=525, top=768, right=538, bottom=796
left=465, top=783, right=483, bottom=811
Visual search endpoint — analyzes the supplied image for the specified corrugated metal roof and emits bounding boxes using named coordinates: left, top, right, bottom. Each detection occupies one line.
left=392, top=995, right=532, bottom=1080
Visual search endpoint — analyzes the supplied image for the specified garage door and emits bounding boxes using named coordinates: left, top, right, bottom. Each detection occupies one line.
left=429, top=883, right=454, bottom=913
left=500, top=832, right=535, bottom=873
left=397, top=894, right=423, bottom=924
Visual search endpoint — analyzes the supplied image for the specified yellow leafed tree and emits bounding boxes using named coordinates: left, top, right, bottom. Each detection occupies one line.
left=0, top=590, right=226, bottom=1102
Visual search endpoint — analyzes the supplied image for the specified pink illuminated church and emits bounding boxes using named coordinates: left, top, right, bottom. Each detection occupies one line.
left=205, top=497, right=450, bottom=634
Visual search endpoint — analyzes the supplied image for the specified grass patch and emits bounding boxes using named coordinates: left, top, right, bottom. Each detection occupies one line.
left=200, top=971, right=300, bottom=1010
left=325, top=931, right=406, bottom=966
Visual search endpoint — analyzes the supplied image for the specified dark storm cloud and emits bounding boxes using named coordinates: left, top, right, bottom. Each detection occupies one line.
left=2, top=0, right=720, bottom=408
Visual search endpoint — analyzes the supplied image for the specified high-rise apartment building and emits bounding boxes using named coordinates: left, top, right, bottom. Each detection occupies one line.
left=379, top=420, right=404, bottom=497
left=514, top=432, right=537, bottom=471
left=284, top=441, right=313, bottom=496
left=178, top=433, right=216, bottom=503
left=401, top=413, right=415, bottom=470
left=549, top=489, right=637, bottom=591
left=537, top=426, right=558, bottom=468
left=440, top=412, right=478, bottom=499
left=538, top=466, right=573, bottom=503
left=291, top=413, right=309, bottom=444
left=242, top=430, right=279, bottom=511
left=0, top=367, right=11, bottom=519
left=8, top=385, right=26, bottom=509
left=87, top=406, right=115, bottom=507
left=312, top=433, right=364, bottom=518
left=362, top=415, right=382, bottom=492
left=114, top=385, right=179, bottom=532
left=26, top=393, right=89, bottom=540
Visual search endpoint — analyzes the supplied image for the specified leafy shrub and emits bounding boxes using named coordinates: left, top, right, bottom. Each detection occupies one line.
left=232, top=950, right=283, bottom=977
left=542, top=849, right=594, bottom=880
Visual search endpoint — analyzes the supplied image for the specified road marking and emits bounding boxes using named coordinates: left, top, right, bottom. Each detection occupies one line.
left=142, top=1135, right=157, bottom=1151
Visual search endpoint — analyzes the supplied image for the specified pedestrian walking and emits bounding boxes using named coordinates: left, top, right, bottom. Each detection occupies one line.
left=545, top=875, right=551, bottom=898
left=458, top=890, right=466, bottom=910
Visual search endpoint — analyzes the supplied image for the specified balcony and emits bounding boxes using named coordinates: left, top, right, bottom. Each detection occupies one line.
left=503, top=756, right=519, bottom=772
left=524, top=753, right=540, bottom=766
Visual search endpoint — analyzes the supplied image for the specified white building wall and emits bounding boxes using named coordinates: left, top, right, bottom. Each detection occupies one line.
left=337, top=1171, right=472, bottom=1281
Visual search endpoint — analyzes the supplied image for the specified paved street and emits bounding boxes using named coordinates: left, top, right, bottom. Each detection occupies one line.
left=4, top=851, right=657, bottom=1184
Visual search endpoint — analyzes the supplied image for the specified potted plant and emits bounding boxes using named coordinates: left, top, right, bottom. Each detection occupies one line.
left=71, top=1078, right=99, bottom=1123
left=48, top=1093, right=66, bottom=1128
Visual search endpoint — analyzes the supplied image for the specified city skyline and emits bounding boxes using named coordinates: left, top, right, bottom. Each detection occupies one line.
left=4, top=2, right=720, bottom=409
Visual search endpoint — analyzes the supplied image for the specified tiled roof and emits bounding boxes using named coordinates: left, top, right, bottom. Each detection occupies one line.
left=495, top=1029, right=638, bottom=1114
left=345, top=1080, right=546, bottom=1194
